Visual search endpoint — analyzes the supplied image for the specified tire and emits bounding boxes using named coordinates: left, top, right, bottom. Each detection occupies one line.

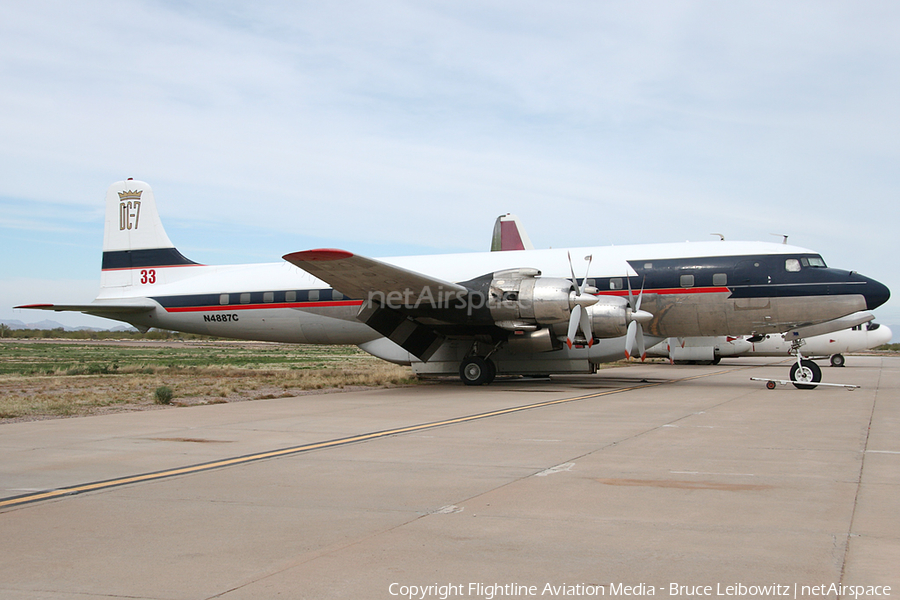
left=460, top=356, right=490, bottom=386
left=483, top=358, right=497, bottom=384
left=766, top=380, right=777, bottom=390
left=790, top=359, right=822, bottom=390
left=830, top=354, right=845, bottom=368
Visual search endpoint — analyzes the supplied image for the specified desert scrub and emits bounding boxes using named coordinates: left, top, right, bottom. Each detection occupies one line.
left=1, top=340, right=416, bottom=422
left=153, top=386, right=175, bottom=404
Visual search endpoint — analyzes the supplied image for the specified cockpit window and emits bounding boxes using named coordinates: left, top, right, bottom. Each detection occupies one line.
left=785, top=259, right=801, bottom=272
left=801, top=256, right=827, bottom=268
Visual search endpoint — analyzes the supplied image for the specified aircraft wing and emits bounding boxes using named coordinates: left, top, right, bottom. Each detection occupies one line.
left=282, top=249, right=469, bottom=304
left=782, top=311, right=874, bottom=341
left=283, top=249, right=473, bottom=362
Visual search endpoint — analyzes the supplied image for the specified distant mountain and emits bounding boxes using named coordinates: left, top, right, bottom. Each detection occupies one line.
left=1, top=319, right=28, bottom=330
left=0, top=319, right=136, bottom=332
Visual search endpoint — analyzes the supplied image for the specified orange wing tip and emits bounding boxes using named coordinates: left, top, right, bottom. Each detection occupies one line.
left=283, top=249, right=354, bottom=262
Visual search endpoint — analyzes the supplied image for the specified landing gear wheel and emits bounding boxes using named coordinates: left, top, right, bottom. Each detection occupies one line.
left=766, top=380, right=777, bottom=390
left=830, top=354, right=845, bottom=368
left=460, top=357, right=496, bottom=386
left=484, top=358, right=497, bottom=385
left=790, top=359, right=822, bottom=390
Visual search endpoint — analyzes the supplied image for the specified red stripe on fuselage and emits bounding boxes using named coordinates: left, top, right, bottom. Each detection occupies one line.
left=597, top=287, right=730, bottom=297
left=163, top=300, right=364, bottom=313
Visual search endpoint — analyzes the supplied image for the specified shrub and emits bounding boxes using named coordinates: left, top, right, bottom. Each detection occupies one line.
left=153, top=386, right=175, bottom=405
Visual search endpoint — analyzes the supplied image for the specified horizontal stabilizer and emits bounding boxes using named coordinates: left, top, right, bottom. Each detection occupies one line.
left=16, top=301, right=157, bottom=315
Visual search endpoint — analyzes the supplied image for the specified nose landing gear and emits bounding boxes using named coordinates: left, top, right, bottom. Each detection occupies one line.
left=750, top=341, right=859, bottom=391
left=789, top=356, right=822, bottom=390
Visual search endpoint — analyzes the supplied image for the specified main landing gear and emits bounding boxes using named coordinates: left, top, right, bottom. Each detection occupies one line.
left=459, top=356, right=496, bottom=386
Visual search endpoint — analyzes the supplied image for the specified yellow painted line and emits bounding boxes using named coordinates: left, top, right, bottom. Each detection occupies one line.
left=1, top=370, right=727, bottom=510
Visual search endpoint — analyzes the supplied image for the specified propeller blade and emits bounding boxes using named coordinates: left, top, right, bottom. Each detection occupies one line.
left=626, top=273, right=635, bottom=306
left=581, top=255, right=593, bottom=295
left=567, top=252, right=580, bottom=296
left=566, top=304, right=582, bottom=349
left=579, top=303, right=593, bottom=347
left=635, top=277, right=645, bottom=312
left=636, top=324, right=646, bottom=361
left=625, top=321, right=636, bottom=359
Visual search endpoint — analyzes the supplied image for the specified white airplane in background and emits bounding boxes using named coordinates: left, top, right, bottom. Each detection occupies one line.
left=18, top=180, right=890, bottom=387
left=647, top=317, right=892, bottom=367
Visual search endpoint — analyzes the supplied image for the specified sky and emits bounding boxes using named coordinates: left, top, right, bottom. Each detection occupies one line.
left=2, top=1, right=898, bottom=336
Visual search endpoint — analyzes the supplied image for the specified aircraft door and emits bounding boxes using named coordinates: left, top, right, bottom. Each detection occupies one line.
left=733, top=259, right=770, bottom=287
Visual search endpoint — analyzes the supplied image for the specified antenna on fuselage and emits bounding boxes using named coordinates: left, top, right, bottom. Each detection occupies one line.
left=770, top=233, right=789, bottom=244
left=711, top=233, right=725, bottom=241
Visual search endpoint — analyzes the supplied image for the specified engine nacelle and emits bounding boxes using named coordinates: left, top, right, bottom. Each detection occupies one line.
left=489, top=271, right=576, bottom=326
left=586, top=296, right=629, bottom=338
left=488, top=271, right=630, bottom=340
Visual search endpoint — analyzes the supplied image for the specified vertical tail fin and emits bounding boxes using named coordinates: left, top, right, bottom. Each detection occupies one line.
left=490, top=214, right=534, bottom=251
left=99, top=180, right=200, bottom=293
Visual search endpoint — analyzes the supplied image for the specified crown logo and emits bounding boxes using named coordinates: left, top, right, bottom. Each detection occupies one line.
left=118, top=190, right=143, bottom=201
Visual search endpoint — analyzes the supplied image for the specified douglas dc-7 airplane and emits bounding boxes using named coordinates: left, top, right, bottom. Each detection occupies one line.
left=18, top=180, right=890, bottom=387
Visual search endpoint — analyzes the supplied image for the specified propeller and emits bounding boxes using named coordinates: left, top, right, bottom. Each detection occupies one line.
left=566, top=252, right=597, bottom=349
left=624, top=275, right=653, bottom=360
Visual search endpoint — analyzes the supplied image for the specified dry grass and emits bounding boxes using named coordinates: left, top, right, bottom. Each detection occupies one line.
left=0, top=341, right=417, bottom=423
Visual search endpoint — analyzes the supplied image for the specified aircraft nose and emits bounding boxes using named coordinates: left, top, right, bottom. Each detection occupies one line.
left=861, top=275, right=891, bottom=310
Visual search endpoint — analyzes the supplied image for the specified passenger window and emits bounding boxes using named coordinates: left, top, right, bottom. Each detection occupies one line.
left=240, top=293, right=251, bottom=304
left=333, top=291, right=343, bottom=300
left=609, top=278, right=624, bottom=290
left=309, top=290, right=319, bottom=302
left=712, top=273, right=727, bottom=286
left=680, top=274, right=694, bottom=288
left=263, top=292, right=274, bottom=303
left=785, top=259, right=801, bottom=272
left=219, top=294, right=229, bottom=305
left=285, top=291, right=297, bottom=303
